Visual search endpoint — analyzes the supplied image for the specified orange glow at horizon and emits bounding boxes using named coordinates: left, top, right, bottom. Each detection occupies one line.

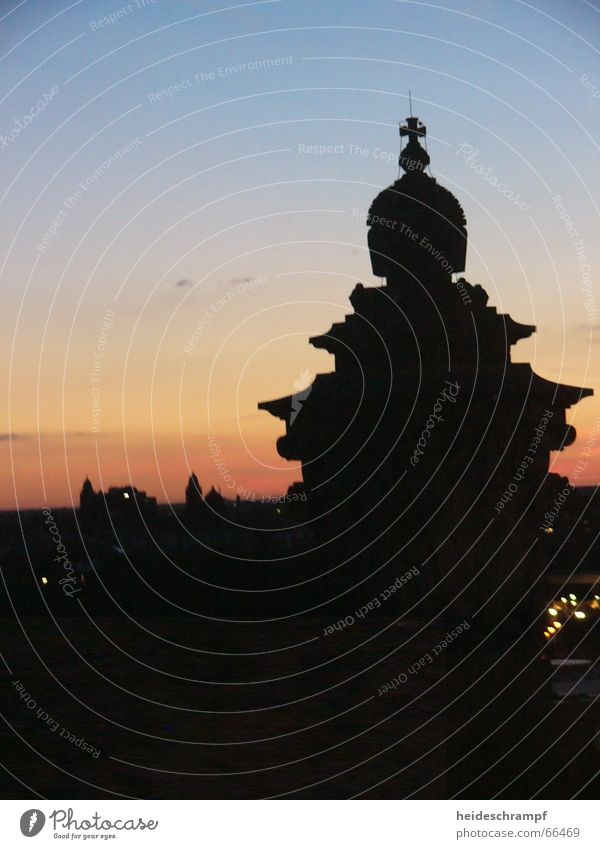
left=3, top=270, right=600, bottom=511
left=3, top=396, right=599, bottom=512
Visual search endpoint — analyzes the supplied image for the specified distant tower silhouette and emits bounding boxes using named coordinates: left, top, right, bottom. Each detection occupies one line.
left=80, top=476, right=95, bottom=509
left=184, top=472, right=210, bottom=528
left=185, top=472, right=203, bottom=513
left=259, top=114, right=593, bottom=630
left=79, top=476, right=99, bottom=524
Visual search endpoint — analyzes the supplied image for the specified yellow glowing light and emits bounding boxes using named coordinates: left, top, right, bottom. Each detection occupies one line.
left=595, top=595, right=600, bottom=601
left=544, top=631, right=551, bottom=638
left=569, top=593, right=577, bottom=600
left=553, top=621, right=562, bottom=629
left=575, top=611, right=586, bottom=619
left=548, top=608, right=558, bottom=616
left=544, top=527, right=554, bottom=534
left=571, top=600, right=577, bottom=606
left=41, top=576, right=48, bottom=585
left=123, top=492, right=130, bottom=499
left=561, top=597, right=568, bottom=603
left=548, top=626, right=556, bottom=634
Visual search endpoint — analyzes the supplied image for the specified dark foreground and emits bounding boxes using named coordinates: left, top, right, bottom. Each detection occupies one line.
left=2, top=616, right=600, bottom=799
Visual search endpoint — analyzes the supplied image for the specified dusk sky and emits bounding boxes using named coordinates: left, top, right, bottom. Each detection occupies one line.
left=2, top=0, right=600, bottom=510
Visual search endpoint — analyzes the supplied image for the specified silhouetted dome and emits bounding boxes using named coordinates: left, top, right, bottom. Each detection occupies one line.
left=368, top=171, right=467, bottom=280
left=367, top=116, right=467, bottom=281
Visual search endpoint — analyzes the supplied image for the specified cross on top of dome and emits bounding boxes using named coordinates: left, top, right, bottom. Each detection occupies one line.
left=399, top=116, right=430, bottom=174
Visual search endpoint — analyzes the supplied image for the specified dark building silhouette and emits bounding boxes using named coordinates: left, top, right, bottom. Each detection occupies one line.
left=259, top=115, right=594, bottom=795
left=186, top=472, right=202, bottom=502
left=204, top=485, right=227, bottom=515
left=79, top=478, right=157, bottom=523
left=80, top=476, right=96, bottom=514
left=184, top=472, right=222, bottom=529
left=185, top=472, right=203, bottom=514
left=259, top=116, right=592, bottom=798
left=259, top=109, right=592, bottom=798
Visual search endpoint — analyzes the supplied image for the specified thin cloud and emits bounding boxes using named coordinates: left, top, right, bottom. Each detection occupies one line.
left=573, top=323, right=600, bottom=342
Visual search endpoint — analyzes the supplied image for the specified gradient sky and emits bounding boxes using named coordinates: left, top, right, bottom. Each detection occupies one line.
left=2, top=0, right=600, bottom=510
